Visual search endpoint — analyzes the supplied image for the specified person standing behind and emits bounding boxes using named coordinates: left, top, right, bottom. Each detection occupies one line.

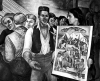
left=0, top=13, right=15, bottom=45
left=23, top=6, right=57, bottom=81
left=4, top=13, right=31, bottom=81
left=49, top=12, right=57, bottom=45
left=66, top=8, right=95, bottom=81
left=59, top=16, right=69, bottom=26
left=25, top=14, right=37, bottom=29
left=0, top=13, right=15, bottom=81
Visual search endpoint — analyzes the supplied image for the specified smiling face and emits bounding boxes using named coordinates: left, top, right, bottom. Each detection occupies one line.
left=39, top=11, right=49, bottom=25
left=67, top=12, right=78, bottom=25
left=3, top=17, right=14, bottom=30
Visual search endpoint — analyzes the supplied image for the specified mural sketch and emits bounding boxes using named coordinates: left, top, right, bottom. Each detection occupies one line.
left=52, top=26, right=93, bottom=81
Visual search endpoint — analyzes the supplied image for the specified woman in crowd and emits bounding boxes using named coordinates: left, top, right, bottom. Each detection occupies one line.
left=0, top=13, right=15, bottom=81
left=59, top=16, right=69, bottom=26
left=25, top=14, right=37, bottom=29
left=0, top=13, right=15, bottom=45
left=59, top=8, right=95, bottom=81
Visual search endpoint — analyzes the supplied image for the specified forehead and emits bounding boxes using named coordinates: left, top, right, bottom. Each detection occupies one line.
left=40, top=11, right=49, bottom=15
left=68, top=12, right=74, bottom=16
left=60, top=18, right=66, bottom=21
left=27, top=18, right=34, bottom=21
left=4, top=17, right=12, bottom=22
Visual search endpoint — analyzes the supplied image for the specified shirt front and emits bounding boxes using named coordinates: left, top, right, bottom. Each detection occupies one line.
left=23, top=23, right=50, bottom=55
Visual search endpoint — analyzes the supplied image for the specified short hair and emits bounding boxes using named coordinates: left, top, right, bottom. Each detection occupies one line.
left=59, top=16, right=66, bottom=21
left=59, top=16, right=69, bottom=25
left=14, top=13, right=26, bottom=25
left=49, top=12, right=56, bottom=18
left=69, top=8, right=85, bottom=25
left=26, top=14, right=36, bottom=22
left=38, top=6, right=49, bottom=16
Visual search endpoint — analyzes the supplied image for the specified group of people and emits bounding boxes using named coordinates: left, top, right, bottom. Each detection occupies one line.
left=0, top=5, right=98, bottom=81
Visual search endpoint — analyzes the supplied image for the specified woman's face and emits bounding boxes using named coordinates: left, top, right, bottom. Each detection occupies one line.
left=25, top=18, right=35, bottom=29
left=67, top=12, right=78, bottom=25
left=3, top=17, right=14, bottom=30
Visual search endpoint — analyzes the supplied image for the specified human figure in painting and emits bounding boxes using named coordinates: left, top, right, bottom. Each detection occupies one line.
left=0, top=13, right=15, bottom=45
left=25, top=14, right=37, bottom=29
left=4, top=13, right=31, bottom=81
left=66, top=7, right=95, bottom=81
left=49, top=12, right=57, bottom=45
left=49, top=12, right=57, bottom=33
left=23, top=6, right=57, bottom=81
left=54, top=17, right=59, bottom=26
left=59, top=16, right=69, bottom=26
left=0, top=13, right=15, bottom=81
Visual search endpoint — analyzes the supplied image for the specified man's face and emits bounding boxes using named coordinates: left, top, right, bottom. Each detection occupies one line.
left=25, top=18, right=35, bottom=29
left=39, top=11, right=49, bottom=25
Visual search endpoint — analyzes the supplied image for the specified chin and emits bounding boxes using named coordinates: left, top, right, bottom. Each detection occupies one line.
left=42, top=22, right=48, bottom=25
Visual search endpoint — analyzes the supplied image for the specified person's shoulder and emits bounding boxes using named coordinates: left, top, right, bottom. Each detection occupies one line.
left=7, top=31, right=16, bottom=39
left=2, top=29, right=9, bottom=33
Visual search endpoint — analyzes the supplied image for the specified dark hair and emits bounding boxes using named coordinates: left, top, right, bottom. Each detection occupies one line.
left=55, top=17, right=59, bottom=20
left=14, top=13, right=26, bottom=25
left=59, top=16, right=66, bottom=21
left=49, top=12, right=56, bottom=18
left=55, top=17, right=59, bottom=25
left=69, top=8, right=86, bottom=25
left=59, top=16, right=69, bottom=25
left=38, top=6, right=49, bottom=16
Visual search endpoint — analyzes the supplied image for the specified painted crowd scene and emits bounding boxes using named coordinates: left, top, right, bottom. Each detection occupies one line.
left=0, top=0, right=100, bottom=81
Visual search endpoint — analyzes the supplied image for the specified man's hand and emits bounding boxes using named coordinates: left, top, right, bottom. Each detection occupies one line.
left=29, top=60, right=41, bottom=70
left=87, top=58, right=93, bottom=68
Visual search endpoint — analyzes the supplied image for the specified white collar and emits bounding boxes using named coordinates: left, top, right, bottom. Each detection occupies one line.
left=37, top=22, right=50, bottom=31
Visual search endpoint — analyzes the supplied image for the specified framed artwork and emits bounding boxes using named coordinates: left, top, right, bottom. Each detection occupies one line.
left=52, top=26, right=93, bottom=81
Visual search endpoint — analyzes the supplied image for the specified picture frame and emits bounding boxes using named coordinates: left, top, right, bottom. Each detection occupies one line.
left=52, top=26, right=93, bottom=81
